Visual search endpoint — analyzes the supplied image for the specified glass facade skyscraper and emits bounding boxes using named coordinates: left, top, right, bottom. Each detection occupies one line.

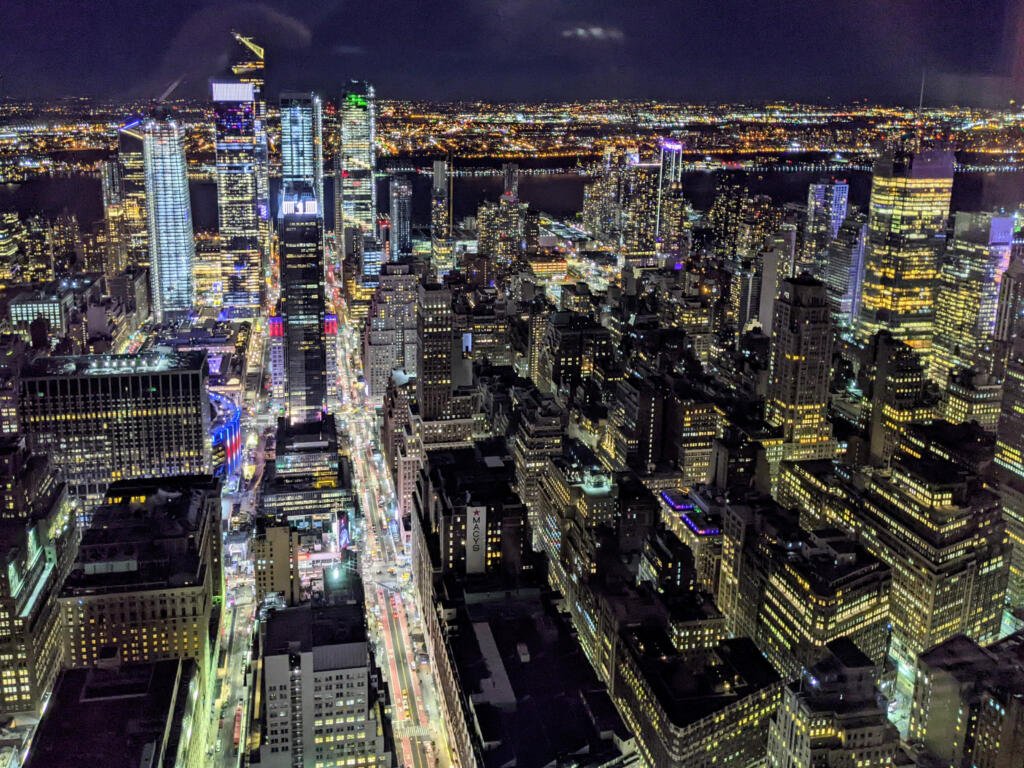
left=213, top=81, right=262, bottom=309
left=143, top=110, right=195, bottom=321
left=337, top=80, right=377, bottom=236
left=230, top=34, right=270, bottom=252
left=280, top=93, right=324, bottom=215
left=802, top=178, right=849, bottom=275
left=279, top=184, right=327, bottom=424
left=430, top=160, right=453, bottom=275
left=930, top=212, right=1013, bottom=384
left=389, top=174, right=412, bottom=258
left=117, top=120, right=149, bottom=269
left=855, top=147, right=954, bottom=357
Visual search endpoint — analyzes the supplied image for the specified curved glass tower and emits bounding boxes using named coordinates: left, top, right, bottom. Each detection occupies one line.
left=143, top=111, right=195, bottom=321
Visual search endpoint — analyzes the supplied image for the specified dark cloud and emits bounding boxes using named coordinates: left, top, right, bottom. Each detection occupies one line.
left=560, top=26, right=625, bottom=42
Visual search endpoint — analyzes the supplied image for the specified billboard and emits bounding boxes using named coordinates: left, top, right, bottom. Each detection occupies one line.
left=466, top=505, right=487, bottom=574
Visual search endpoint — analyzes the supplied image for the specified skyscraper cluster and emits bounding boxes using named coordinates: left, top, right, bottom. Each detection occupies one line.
left=4, top=25, right=1024, bottom=768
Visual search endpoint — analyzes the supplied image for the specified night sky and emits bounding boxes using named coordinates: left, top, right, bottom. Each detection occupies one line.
left=1, top=0, right=1021, bottom=104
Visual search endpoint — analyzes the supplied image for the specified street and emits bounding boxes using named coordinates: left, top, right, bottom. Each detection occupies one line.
left=328, top=244, right=451, bottom=768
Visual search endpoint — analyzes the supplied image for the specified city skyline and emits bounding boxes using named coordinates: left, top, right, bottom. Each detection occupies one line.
left=2, top=7, right=1024, bottom=768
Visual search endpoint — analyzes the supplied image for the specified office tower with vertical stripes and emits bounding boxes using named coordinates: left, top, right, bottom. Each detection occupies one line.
left=213, top=80, right=262, bottom=309
left=230, top=34, right=270, bottom=278
left=389, top=174, right=413, bottom=259
left=143, top=110, right=195, bottom=321
left=280, top=93, right=324, bottom=214
left=279, top=184, right=327, bottom=424
left=823, top=211, right=867, bottom=326
left=337, top=81, right=377, bottom=236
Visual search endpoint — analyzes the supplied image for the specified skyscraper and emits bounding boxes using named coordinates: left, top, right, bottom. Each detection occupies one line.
left=337, top=81, right=377, bottom=236
left=18, top=352, right=213, bottom=505
left=416, top=283, right=453, bottom=420
left=388, top=174, right=412, bottom=258
left=99, top=158, right=129, bottom=277
left=823, top=211, right=867, bottom=326
left=212, top=80, right=262, bottom=309
left=116, top=120, right=149, bottom=268
left=230, top=33, right=270, bottom=264
left=801, top=178, right=849, bottom=275
left=930, top=211, right=1013, bottom=384
left=767, top=640, right=899, bottom=768
left=279, top=184, right=327, bottom=423
left=620, top=156, right=660, bottom=266
left=58, top=476, right=222, bottom=676
left=430, top=159, right=452, bottom=274
left=766, top=275, right=834, bottom=458
left=280, top=92, right=324, bottom=214
left=996, top=337, right=1024, bottom=483
left=143, top=110, right=195, bottom=321
left=855, top=147, right=955, bottom=357
left=258, top=599, right=395, bottom=768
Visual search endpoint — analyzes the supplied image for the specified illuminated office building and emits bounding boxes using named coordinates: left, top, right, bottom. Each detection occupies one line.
left=910, top=632, right=1024, bottom=768
left=57, top=476, right=222, bottom=688
left=736, top=194, right=781, bottom=260
left=823, top=211, right=867, bottom=326
left=336, top=81, right=377, bottom=235
left=858, top=456, right=1007, bottom=679
left=941, top=368, right=1002, bottom=431
left=581, top=149, right=625, bottom=246
left=997, top=339, right=1024, bottom=484
left=510, top=390, right=564, bottom=550
left=430, top=160, right=453, bottom=274
left=212, top=80, right=262, bottom=309
left=280, top=92, right=324, bottom=214
left=855, top=147, right=954, bottom=357
left=99, top=159, right=129, bottom=277
left=767, top=640, right=899, bottom=768
left=801, top=178, right=849, bottom=275
left=116, top=120, right=148, bottom=268
left=416, top=283, right=453, bottom=420
left=613, top=631, right=783, bottom=768
left=279, top=184, right=327, bottom=423
left=231, top=34, right=271, bottom=268
left=258, top=598, right=394, bottom=768
left=18, top=352, right=213, bottom=504
left=388, top=174, right=412, bottom=258
left=251, top=516, right=301, bottom=606
left=656, top=138, right=684, bottom=241
left=0, top=213, right=23, bottom=288
left=930, top=212, right=1013, bottom=384
left=0, top=480, right=75, bottom=715
left=718, top=498, right=890, bottom=676
left=995, top=257, right=1024, bottom=354
left=143, top=110, right=195, bottom=321
left=765, top=275, right=834, bottom=460
left=860, top=331, right=935, bottom=466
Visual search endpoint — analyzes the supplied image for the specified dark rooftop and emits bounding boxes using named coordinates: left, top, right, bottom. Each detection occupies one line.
left=25, top=659, right=196, bottom=768
left=264, top=601, right=367, bottom=656
left=620, top=629, right=781, bottom=727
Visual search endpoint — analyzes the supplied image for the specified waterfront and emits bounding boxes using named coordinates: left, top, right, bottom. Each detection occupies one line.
left=4, top=164, right=1023, bottom=235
